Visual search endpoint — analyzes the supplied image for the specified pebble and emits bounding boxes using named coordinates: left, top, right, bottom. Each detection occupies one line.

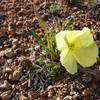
left=20, top=91, right=28, bottom=100
left=12, top=38, right=18, bottom=45
left=48, top=90, right=54, bottom=97
left=20, top=95, right=28, bottom=100
left=0, top=68, right=2, bottom=76
left=72, top=94, right=79, bottom=99
left=63, top=95, right=73, bottom=100
left=70, top=91, right=76, bottom=95
left=28, top=91, right=36, bottom=100
left=13, top=67, right=22, bottom=80
left=0, top=91, right=11, bottom=100
left=0, top=80, right=11, bottom=90
left=56, top=97, right=62, bottom=100
left=12, top=44, right=17, bottom=49
left=20, top=81, right=28, bottom=89
left=7, top=59, right=12, bottom=64
left=47, top=85, right=54, bottom=90
left=34, top=45, right=40, bottom=50
left=0, top=31, right=6, bottom=38
left=5, top=67, right=13, bottom=73
left=82, top=89, right=92, bottom=96
left=0, top=58, right=5, bottom=66
left=8, top=74, right=13, bottom=80
left=4, top=48, right=14, bottom=58
left=0, top=50, right=5, bottom=57
left=12, top=38, right=18, bottom=49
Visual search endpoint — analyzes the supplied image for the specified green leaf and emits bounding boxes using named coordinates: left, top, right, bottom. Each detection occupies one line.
left=28, top=29, right=43, bottom=43
left=37, top=58, right=50, bottom=63
left=47, top=65, right=60, bottom=76
left=62, top=16, right=73, bottom=31
left=62, top=26, right=73, bottom=30
left=27, top=29, right=49, bottom=51
left=47, top=28, right=58, bottom=60
left=52, top=65, right=60, bottom=71
left=43, top=64, right=53, bottom=69
left=48, top=70, right=56, bottom=76
left=48, top=28, right=57, bottom=51
left=63, top=16, right=73, bottom=25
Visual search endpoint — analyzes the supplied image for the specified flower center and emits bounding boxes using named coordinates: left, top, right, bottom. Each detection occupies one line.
left=69, top=43, right=75, bottom=51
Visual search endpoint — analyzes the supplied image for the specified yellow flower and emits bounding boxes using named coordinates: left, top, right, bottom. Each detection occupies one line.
left=56, top=27, right=98, bottom=74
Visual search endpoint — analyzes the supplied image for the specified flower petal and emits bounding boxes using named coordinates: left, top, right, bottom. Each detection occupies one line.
left=66, top=30, right=81, bottom=43
left=66, top=27, right=94, bottom=48
left=60, top=50, right=77, bottom=74
left=56, top=31, right=68, bottom=51
left=74, top=43, right=98, bottom=67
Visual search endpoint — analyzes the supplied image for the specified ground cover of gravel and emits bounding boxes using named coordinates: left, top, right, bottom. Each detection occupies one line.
left=0, top=0, right=100, bottom=100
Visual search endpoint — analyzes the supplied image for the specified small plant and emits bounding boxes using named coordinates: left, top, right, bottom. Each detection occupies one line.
left=27, top=5, right=98, bottom=75
left=43, top=64, right=60, bottom=76
left=28, top=6, right=72, bottom=61
left=62, top=16, right=73, bottom=30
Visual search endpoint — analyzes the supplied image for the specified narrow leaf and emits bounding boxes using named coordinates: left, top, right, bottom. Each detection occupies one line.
left=27, top=29, right=53, bottom=53
left=28, top=29, right=43, bottom=43
left=63, top=16, right=73, bottom=25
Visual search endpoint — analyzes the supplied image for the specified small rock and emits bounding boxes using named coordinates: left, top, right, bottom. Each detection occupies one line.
left=0, top=58, right=5, bottom=66
left=4, top=48, right=14, bottom=58
left=12, top=38, right=18, bottom=45
left=7, top=59, right=12, bottom=64
left=8, top=74, right=13, bottom=80
left=56, top=97, right=62, bottom=100
left=34, top=45, right=40, bottom=50
left=0, top=91, right=11, bottom=100
left=12, top=38, right=18, bottom=49
left=28, top=91, right=39, bottom=99
left=0, top=80, right=11, bottom=90
left=0, top=68, right=2, bottom=76
left=20, top=95, right=28, bottom=100
left=12, top=44, right=17, bottom=49
left=72, top=94, right=79, bottom=99
left=20, top=91, right=28, bottom=100
left=0, top=46, right=2, bottom=50
left=82, top=89, right=92, bottom=96
left=0, top=31, right=6, bottom=38
left=20, top=81, right=28, bottom=89
left=46, top=85, right=55, bottom=98
left=47, top=85, right=53, bottom=90
left=0, top=50, right=5, bottom=57
left=63, top=95, right=73, bottom=100
left=13, top=67, right=22, bottom=80
left=48, top=90, right=53, bottom=97
left=70, top=91, right=76, bottom=95
left=41, top=50, right=46, bottom=55
left=5, top=67, right=13, bottom=73
left=73, top=7, right=78, bottom=11
left=28, top=91, right=36, bottom=100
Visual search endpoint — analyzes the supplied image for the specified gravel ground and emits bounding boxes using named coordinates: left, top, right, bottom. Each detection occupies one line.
left=0, top=0, right=100, bottom=100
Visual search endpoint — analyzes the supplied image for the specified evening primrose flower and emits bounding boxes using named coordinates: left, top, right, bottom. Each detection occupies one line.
left=56, top=27, right=98, bottom=74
